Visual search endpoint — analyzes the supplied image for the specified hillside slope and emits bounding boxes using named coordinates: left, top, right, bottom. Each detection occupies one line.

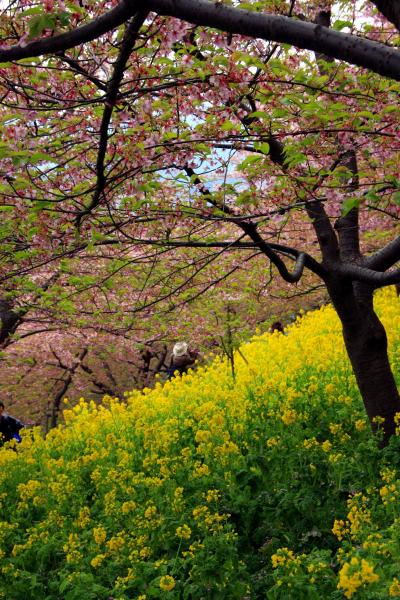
left=1, top=289, right=400, bottom=599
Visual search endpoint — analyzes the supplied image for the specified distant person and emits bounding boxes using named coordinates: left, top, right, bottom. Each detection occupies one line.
left=167, top=342, right=199, bottom=378
left=270, top=321, right=284, bottom=334
left=0, top=401, right=24, bottom=445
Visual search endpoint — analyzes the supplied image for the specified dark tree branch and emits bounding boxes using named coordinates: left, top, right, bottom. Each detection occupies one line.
left=50, top=346, right=70, bottom=371
left=0, top=1, right=140, bottom=63
left=305, top=200, right=339, bottom=263
left=0, top=272, right=60, bottom=348
left=80, top=361, right=117, bottom=397
left=148, top=0, right=400, bottom=81
left=153, top=344, right=168, bottom=374
left=370, top=0, right=400, bottom=32
left=334, top=150, right=361, bottom=261
left=0, top=299, right=20, bottom=345
left=183, top=166, right=326, bottom=280
left=2, top=1, right=400, bottom=80
left=49, top=347, right=88, bottom=429
left=337, top=263, right=400, bottom=287
left=366, top=235, right=400, bottom=271
left=55, top=52, right=107, bottom=91
left=75, top=11, right=149, bottom=226
left=312, top=6, right=359, bottom=263
left=313, top=8, right=335, bottom=68
left=202, top=10, right=338, bottom=276
left=239, top=221, right=320, bottom=282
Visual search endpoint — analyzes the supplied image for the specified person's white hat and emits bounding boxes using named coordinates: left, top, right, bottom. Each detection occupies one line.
left=173, top=342, right=188, bottom=357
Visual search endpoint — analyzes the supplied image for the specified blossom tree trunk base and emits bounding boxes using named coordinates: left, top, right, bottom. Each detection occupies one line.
left=329, top=281, right=400, bottom=447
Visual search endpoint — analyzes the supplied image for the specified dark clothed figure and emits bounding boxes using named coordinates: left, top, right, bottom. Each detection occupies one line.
left=167, top=342, right=199, bottom=378
left=270, top=321, right=284, bottom=334
left=0, top=402, right=24, bottom=444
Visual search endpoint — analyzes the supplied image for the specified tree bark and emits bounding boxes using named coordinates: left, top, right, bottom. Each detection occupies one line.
left=0, top=299, right=20, bottom=346
left=328, top=279, right=400, bottom=446
left=370, top=0, right=400, bottom=32
left=48, top=347, right=88, bottom=431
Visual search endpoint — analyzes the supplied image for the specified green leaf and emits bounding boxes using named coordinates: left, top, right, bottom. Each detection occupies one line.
left=31, top=200, right=53, bottom=211
left=58, top=299, right=76, bottom=314
left=357, top=110, right=375, bottom=119
left=30, top=152, right=52, bottom=164
left=194, top=143, right=211, bottom=154
left=221, top=120, right=236, bottom=131
left=342, top=197, right=360, bottom=216
left=28, top=14, right=57, bottom=39
left=238, top=155, right=263, bottom=170
left=58, top=11, right=71, bottom=27
left=162, top=131, right=176, bottom=141
left=333, top=20, right=353, bottom=31
left=249, top=110, right=269, bottom=119
left=0, top=144, right=10, bottom=159
left=364, top=190, right=380, bottom=203
left=386, top=176, right=400, bottom=188
left=254, top=142, right=270, bottom=155
left=20, top=7, right=44, bottom=17
left=10, top=151, right=29, bottom=166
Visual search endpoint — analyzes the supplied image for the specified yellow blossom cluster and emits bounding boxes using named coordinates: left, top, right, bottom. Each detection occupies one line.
left=337, top=557, right=379, bottom=598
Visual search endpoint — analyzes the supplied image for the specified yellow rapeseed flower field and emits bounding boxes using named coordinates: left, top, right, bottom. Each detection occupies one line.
left=1, top=288, right=400, bottom=599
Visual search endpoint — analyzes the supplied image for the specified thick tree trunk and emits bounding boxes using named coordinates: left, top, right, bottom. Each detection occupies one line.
left=0, top=299, right=21, bottom=346
left=329, top=280, right=400, bottom=447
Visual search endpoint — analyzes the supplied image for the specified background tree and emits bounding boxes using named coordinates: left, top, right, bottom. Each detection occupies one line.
left=0, top=251, right=314, bottom=427
left=0, top=0, right=399, bottom=443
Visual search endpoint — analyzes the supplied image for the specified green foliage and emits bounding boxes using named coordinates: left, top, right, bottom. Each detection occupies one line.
left=28, top=11, right=71, bottom=39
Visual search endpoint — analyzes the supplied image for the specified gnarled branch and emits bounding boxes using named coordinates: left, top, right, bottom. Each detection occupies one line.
left=75, top=11, right=149, bottom=226
left=148, top=0, right=400, bottom=81
left=366, top=235, right=400, bottom=271
left=0, top=1, right=138, bottom=63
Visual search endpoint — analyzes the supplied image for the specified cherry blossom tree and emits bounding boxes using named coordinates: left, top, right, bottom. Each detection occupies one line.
left=0, top=0, right=400, bottom=443
left=1, top=250, right=314, bottom=428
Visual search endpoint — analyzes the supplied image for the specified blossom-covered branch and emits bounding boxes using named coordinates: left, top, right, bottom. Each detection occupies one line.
left=148, top=0, right=400, bottom=81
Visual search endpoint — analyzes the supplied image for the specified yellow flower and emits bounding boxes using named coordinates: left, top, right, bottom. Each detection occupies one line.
left=281, top=409, right=297, bottom=425
left=329, top=423, right=341, bottom=435
left=76, top=506, right=90, bottom=528
left=206, top=489, right=220, bottom=503
left=372, top=415, right=385, bottom=425
left=144, top=505, right=157, bottom=519
left=267, top=436, right=279, bottom=447
left=332, top=519, right=347, bottom=541
left=303, top=437, right=317, bottom=449
left=176, top=524, right=192, bottom=540
left=271, top=547, right=296, bottom=568
left=159, top=575, right=176, bottom=591
left=93, top=526, right=107, bottom=545
left=321, top=440, right=332, bottom=453
left=360, top=558, right=379, bottom=584
left=389, top=578, right=400, bottom=596
left=193, top=463, right=210, bottom=477
left=338, top=557, right=379, bottom=598
left=90, top=554, right=106, bottom=568
left=106, top=535, right=125, bottom=553
left=195, top=430, right=211, bottom=443
left=121, top=500, right=137, bottom=514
